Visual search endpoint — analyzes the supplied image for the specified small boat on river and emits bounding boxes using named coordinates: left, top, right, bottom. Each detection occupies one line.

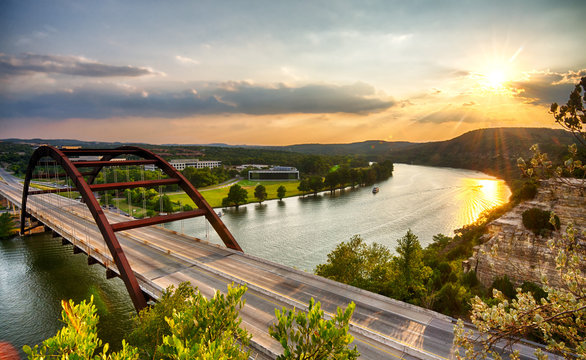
left=372, top=187, right=380, bottom=193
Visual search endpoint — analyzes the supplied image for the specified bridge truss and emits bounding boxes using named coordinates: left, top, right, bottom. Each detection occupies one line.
left=20, top=145, right=242, bottom=311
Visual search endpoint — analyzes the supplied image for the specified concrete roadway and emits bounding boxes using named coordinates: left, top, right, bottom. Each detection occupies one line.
left=0, top=168, right=545, bottom=359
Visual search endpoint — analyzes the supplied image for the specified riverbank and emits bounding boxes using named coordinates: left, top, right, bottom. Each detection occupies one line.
left=168, top=179, right=302, bottom=208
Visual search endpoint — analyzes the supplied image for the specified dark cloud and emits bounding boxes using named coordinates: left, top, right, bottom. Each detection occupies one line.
left=0, top=81, right=395, bottom=119
left=0, top=53, right=157, bottom=78
left=511, top=69, right=586, bottom=105
left=215, top=82, right=392, bottom=115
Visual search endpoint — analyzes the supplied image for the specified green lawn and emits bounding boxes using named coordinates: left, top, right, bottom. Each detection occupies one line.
left=168, top=180, right=301, bottom=208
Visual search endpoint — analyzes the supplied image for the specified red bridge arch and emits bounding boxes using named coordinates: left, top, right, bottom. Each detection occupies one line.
left=20, top=145, right=242, bottom=311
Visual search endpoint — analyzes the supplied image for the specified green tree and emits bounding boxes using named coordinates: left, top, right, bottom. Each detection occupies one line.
left=324, top=171, right=340, bottom=192
left=183, top=167, right=217, bottom=188
left=160, top=195, right=174, bottom=213
left=277, top=185, right=287, bottom=200
left=550, top=76, right=585, bottom=146
left=298, top=179, right=310, bottom=196
left=157, top=284, right=251, bottom=360
left=349, top=168, right=361, bottom=187
left=308, top=176, right=324, bottom=195
left=128, top=282, right=196, bottom=358
left=0, top=212, right=16, bottom=239
left=254, top=184, right=267, bottom=204
left=391, top=230, right=432, bottom=303
left=23, top=297, right=140, bottom=360
left=222, top=184, right=248, bottom=209
left=269, top=298, right=359, bottom=360
left=315, top=235, right=393, bottom=293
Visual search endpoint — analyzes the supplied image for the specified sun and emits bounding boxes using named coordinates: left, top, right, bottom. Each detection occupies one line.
left=487, top=69, right=506, bottom=89
left=474, top=65, right=517, bottom=95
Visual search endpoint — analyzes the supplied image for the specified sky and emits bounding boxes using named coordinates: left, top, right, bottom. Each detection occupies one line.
left=1, top=0, right=585, bottom=145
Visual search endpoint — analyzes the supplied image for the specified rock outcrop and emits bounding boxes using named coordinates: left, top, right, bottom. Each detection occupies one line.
left=464, top=179, right=585, bottom=288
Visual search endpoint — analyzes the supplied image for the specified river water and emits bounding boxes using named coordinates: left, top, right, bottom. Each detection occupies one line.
left=165, top=164, right=511, bottom=271
left=0, top=164, right=510, bottom=355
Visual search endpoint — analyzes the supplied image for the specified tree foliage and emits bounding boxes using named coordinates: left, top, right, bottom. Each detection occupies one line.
left=254, top=184, right=267, bottom=204
left=550, top=76, right=586, bottom=147
left=521, top=208, right=560, bottom=235
left=277, top=185, right=287, bottom=200
left=269, top=298, right=359, bottom=360
left=0, top=212, right=17, bottom=239
left=222, top=184, right=248, bottom=209
left=315, top=231, right=432, bottom=305
left=315, top=235, right=393, bottom=293
left=26, top=282, right=361, bottom=360
left=127, top=282, right=196, bottom=358
left=391, top=230, right=432, bottom=303
left=157, top=284, right=251, bottom=360
left=23, top=297, right=140, bottom=360
left=298, top=179, right=310, bottom=195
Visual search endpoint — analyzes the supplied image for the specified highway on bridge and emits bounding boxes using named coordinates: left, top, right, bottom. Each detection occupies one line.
left=0, top=168, right=541, bottom=359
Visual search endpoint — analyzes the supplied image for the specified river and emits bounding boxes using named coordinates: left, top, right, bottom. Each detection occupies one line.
left=165, top=164, right=511, bottom=271
left=0, top=164, right=510, bottom=355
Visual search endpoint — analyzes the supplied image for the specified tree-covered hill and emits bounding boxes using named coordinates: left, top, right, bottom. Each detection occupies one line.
left=388, top=128, right=576, bottom=180
left=3, top=127, right=577, bottom=180
left=258, top=128, right=577, bottom=181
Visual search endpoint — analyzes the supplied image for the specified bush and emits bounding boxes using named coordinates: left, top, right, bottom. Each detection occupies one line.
left=521, top=281, right=548, bottom=303
left=490, top=275, right=516, bottom=299
left=432, top=283, right=470, bottom=317
left=461, top=271, right=480, bottom=288
left=522, top=208, right=560, bottom=235
left=513, top=181, right=538, bottom=202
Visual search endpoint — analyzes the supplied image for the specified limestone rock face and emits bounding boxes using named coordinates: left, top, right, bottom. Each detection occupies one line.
left=465, top=179, right=585, bottom=288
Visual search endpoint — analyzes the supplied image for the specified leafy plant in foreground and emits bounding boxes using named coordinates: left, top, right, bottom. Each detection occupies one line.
left=269, top=298, right=358, bottom=360
left=23, top=297, right=139, bottom=360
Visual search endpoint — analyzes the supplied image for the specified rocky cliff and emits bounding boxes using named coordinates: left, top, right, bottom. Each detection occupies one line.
left=464, top=179, right=586, bottom=288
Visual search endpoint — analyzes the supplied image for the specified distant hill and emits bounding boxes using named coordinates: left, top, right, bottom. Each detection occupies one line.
left=2, top=127, right=579, bottom=181
left=257, top=127, right=577, bottom=180
left=389, top=127, right=577, bottom=180
left=262, top=140, right=416, bottom=156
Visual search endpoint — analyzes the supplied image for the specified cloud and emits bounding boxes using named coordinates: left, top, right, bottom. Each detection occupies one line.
left=511, top=69, right=586, bottom=105
left=0, top=53, right=159, bottom=78
left=175, top=55, right=200, bottom=65
left=0, top=81, right=395, bottom=119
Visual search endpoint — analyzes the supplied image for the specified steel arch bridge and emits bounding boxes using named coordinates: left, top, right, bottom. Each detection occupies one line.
left=20, top=145, right=242, bottom=311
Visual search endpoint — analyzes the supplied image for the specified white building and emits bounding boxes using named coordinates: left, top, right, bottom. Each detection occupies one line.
left=235, top=164, right=269, bottom=171
left=145, top=158, right=221, bottom=171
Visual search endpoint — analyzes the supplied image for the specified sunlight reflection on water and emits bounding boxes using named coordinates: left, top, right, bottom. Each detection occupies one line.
left=456, top=178, right=511, bottom=225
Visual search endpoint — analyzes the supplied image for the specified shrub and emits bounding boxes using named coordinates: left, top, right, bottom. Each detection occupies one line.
left=461, top=271, right=480, bottom=288
left=513, top=181, right=538, bottom=202
left=490, top=275, right=516, bottom=299
left=432, top=283, right=470, bottom=317
left=522, top=208, right=560, bottom=235
left=521, top=281, right=548, bottom=302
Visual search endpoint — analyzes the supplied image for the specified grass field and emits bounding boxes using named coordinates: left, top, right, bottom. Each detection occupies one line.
left=168, top=180, right=301, bottom=208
